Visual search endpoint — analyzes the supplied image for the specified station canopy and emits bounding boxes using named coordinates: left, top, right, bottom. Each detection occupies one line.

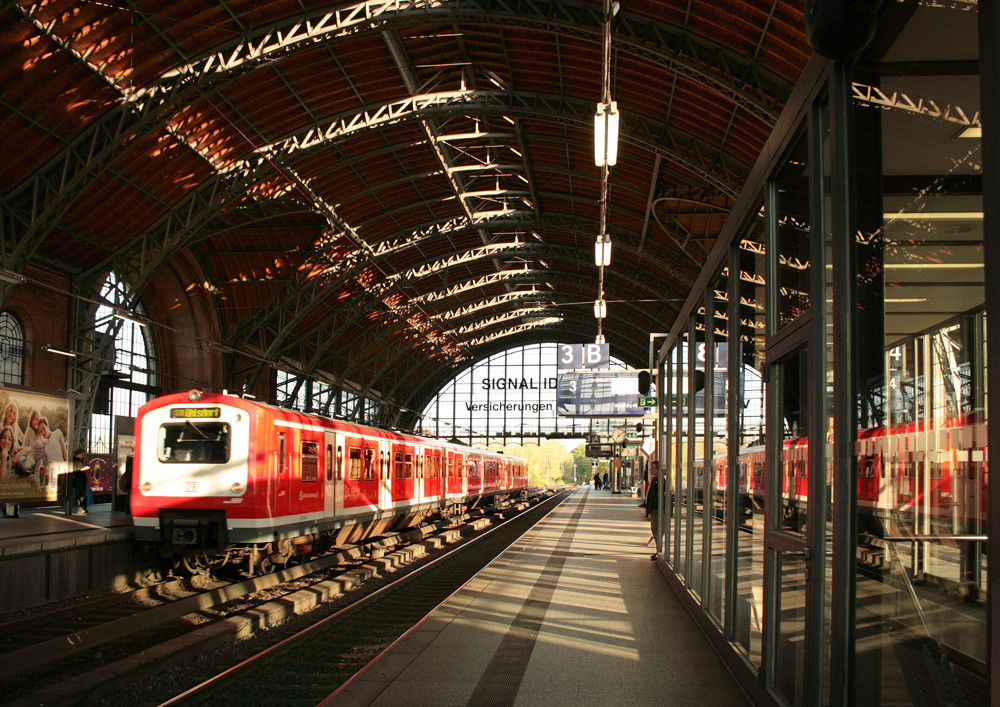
left=0, top=1, right=810, bottom=417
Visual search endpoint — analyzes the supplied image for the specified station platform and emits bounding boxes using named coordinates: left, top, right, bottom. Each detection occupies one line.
left=0, top=502, right=133, bottom=552
left=0, top=502, right=139, bottom=614
left=323, top=486, right=750, bottom=707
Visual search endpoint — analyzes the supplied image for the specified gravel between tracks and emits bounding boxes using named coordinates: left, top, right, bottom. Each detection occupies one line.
left=86, top=516, right=504, bottom=707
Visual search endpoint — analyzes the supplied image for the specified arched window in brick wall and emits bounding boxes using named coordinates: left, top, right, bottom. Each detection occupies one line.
left=87, top=272, right=158, bottom=454
left=0, top=312, right=24, bottom=386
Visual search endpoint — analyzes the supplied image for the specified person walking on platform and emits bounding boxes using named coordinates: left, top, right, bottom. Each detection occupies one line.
left=70, top=448, right=91, bottom=515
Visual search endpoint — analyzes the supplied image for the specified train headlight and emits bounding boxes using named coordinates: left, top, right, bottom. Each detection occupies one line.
left=231, top=482, right=244, bottom=494
left=140, top=481, right=152, bottom=493
left=188, top=389, right=202, bottom=402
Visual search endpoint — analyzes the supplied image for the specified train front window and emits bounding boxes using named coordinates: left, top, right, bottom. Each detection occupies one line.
left=158, top=422, right=230, bottom=463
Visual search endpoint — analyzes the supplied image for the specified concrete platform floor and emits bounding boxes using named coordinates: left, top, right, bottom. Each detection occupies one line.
left=323, top=486, right=750, bottom=707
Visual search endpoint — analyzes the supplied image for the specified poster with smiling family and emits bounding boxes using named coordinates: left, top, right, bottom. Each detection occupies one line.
left=0, top=390, right=70, bottom=503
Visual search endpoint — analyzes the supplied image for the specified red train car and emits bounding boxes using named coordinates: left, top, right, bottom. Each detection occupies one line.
left=707, top=413, right=987, bottom=536
left=131, top=390, right=528, bottom=573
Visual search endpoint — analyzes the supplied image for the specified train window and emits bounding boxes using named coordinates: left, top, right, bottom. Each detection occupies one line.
left=364, top=448, right=375, bottom=480
left=337, top=446, right=343, bottom=480
left=301, top=440, right=319, bottom=482
left=278, top=433, right=286, bottom=474
left=394, top=451, right=403, bottom=480
left=404, top=453, right=412, bottom=479
left=326, top=444, right=333, bottom=481
left=158, top=422, right=231, bottom=463
left=348, top=447, right=362, bottom=480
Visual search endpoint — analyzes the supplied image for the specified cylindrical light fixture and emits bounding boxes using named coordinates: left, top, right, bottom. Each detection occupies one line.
left=605, top=101, right=619, bottom=166
left=594, top=299, right=607, bottom=319
left=594, top=102, right=607, bottom=167
left=594, top=234, right=612, bottom=266
left=594, top=101, right=620, bottom=167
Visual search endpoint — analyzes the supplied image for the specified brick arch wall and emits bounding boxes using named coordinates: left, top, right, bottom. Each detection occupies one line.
left=140, top=251, right=223, bottom=396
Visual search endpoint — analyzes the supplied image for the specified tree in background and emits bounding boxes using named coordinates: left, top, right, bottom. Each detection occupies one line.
left=489, top=440, right=577, bottom=487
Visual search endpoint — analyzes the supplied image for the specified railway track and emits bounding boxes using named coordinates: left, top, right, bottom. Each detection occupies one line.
left=160, top=490, right=570, bottom=706
left=0, top=492, right=557, bottom=706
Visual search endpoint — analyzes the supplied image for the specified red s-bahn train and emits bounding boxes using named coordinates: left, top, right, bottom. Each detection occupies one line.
left=132, top=390, right=529, bottom=573
left=706, top=412, right=987, bottom=536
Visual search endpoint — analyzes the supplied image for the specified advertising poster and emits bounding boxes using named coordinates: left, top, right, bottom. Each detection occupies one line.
left=86, top=453, right=115, bottom=496
left=0, top=389, right=71, bottom=503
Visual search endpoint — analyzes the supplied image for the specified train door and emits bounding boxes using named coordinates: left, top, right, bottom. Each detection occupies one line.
left=295, top=432, right=324, bottom=517
left=390, top=442, right=406, bottom=503
left=405, top=445, right=416, bottom=502
left=363, top=438, right=379, bottom=507
left=324, top=431, right=337, bottom=516
left=457, top=451, right=467, bottom=497
left=343, top=435, right=378, bottom=508
left=413, top=444, right=424, bottom=502
left=379, top=438, right=393, bottom=510
left=467, top=454, right=480, bottom=495
left=275, top=427, right=293, bottom=518
left=424, top=448, right=441, bottom=499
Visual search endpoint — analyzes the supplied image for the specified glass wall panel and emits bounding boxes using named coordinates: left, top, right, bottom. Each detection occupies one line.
left=707, top=271, right=729, bottom=624
left=668, top=344, right=681, bottom=570
left=818, top=97, right=835, bottom=705
left=691, top=313, right=706, bottom=599
left=735, top=201, right=768, bottom=666
left=676, top=333, right=689, bottom=579
left=775, top=129, right=812, bottom=330
left=853, top=5, right=987, bottom=704
left=659, top=353, right=672, bottom=560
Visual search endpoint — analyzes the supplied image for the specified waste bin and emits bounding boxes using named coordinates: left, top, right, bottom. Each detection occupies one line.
left=58, top=472, right=72, bottom=515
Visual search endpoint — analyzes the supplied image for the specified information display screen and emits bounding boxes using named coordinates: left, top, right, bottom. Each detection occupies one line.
left=557, top=371, right=646, bottom=417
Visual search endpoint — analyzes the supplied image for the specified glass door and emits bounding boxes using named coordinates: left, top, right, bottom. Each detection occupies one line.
left=765, top=338, right=816, bottom=706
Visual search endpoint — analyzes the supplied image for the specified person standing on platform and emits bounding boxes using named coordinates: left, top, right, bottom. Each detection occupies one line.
left=71, top=447, right=91, bottom=515
left=118, top=453, right=133, bottom=516
left=593, top=471, right=602, bottom=489
left=602, top=471, right=609, bottom=490
left=645, top=463, right=661, bottom=559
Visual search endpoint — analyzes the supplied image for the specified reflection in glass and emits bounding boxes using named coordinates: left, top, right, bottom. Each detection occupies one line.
left=734, top=203, right=767, bottom=666
left=775, top=347, right=809, bottom=539
left=707, top=271, right=729, bottom=624
left=691, top=315, right=705, bottom=598
left=853, top=4, right=987, bottom=703
left=775, top=553, right=808, bottom=705
left=676, top=332, right=689, bottom=579
left=775, top=129, right=812, bottom=329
